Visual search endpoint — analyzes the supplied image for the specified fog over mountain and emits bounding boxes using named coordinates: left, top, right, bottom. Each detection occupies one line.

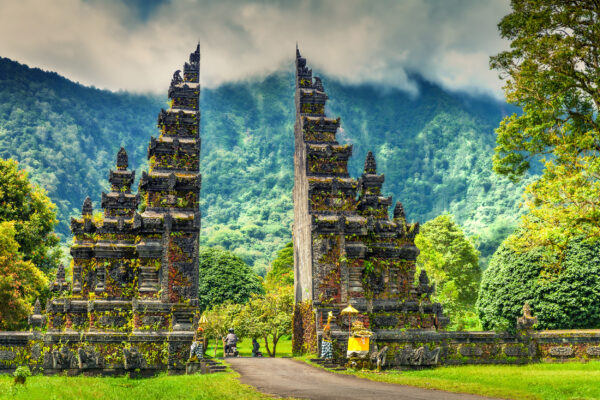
left=0, top=0, right=510, bottom=97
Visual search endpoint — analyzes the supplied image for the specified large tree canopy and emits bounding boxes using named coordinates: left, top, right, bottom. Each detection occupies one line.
left=415, top=214, right=480, bottom=327
left=198, top=247, right=264, bottom=312
left=477, top=237, right=600, bottom=331
left=491, top=0, right=600, bottom=262
left=264, top=241, right=293, bottom=289
left=235, top=286, right=293, bottom=357
left=0, top=221, right=48, bottom=330
left=0, top=158, right=61, bottom=273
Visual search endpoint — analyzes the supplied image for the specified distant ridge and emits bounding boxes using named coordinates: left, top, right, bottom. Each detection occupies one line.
left=0, top=57, right=532, bottom=272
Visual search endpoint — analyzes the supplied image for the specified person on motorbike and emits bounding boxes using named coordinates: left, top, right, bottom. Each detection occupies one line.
left=224, top=328, right=238, bottom=356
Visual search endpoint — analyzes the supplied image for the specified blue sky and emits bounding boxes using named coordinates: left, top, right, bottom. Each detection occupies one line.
left=0, top=0, right=511, bottom=97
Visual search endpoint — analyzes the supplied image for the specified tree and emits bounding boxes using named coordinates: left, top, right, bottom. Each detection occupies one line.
left=0, top=221, right=48, bottom=330
left=265, top=241, right=293, bottom=289
left=477, top=237, right=600, bottom=331
left=198, top=247, right=264, bottom=312
left=0, top=158, right=61, bottom=273
left=490, top=1, right=600, bottom=264
left=415, top=214, right=481, bottom=329
left=201, top=302, right=244, bottom=357
left=235, top=286, right=293, bottom=357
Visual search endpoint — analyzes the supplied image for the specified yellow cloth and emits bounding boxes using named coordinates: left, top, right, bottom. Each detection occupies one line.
left=348, top=337, right=369, bottom=352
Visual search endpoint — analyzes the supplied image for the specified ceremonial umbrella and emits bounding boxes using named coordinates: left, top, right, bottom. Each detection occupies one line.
left=340, top=304, right=359, bottom=336
left=198, top=314, right=208, bottom=327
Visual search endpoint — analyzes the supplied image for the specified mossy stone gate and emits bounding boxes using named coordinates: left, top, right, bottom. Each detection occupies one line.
left=290, top=47, right=600, bottom=367
left=1, top=45, right=201, bottom=375
left=1, top=45, right=600, bottom=374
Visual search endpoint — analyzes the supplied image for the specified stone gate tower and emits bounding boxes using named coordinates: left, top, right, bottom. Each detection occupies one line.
left=31, top=44, right=202, bottom=374
left=292, top=47, right=449, bottom=356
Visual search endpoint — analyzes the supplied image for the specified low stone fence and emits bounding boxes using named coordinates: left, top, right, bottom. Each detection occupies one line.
left=322, top=328, right=600, bottom=368
left=0, top=330, right=193, bottom=375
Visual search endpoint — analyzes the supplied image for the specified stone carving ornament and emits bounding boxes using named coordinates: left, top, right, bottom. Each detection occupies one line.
left=123, top=347, right=145, bottom=370
left=586, top=346, right=600, bottom=356
left=503, top=344, right=528, bottom=357
left=78, top=347, right=101, bottom=369
left=548, top=346, right=574, bottom=357
left=370, top=345, right=388, bottom=370
left=0, top=350, right=16, bottom=361
left=397, top=345, right=440, bottom=366
left=171, top=70, right=183, bottom=86
left=30, top=343, right=42, bottom=361
left=52, top=346, right=75, bottom=369
left=459, top=345, right=483, bottom=357
left=516, top=303, right=538, bottom=331
left=108, top=262, right=134, bottom=287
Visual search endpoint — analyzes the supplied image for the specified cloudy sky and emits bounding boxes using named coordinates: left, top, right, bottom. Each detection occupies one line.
left=0, top=0, right=511, bottom=97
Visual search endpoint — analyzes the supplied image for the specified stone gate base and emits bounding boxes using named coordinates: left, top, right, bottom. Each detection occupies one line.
left=0, top=330, right=193, bottom=375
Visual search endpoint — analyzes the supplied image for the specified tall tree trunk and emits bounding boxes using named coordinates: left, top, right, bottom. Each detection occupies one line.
left=272, top=334, right=279, bottom=357
left=264, top=336, right=272, bottom=357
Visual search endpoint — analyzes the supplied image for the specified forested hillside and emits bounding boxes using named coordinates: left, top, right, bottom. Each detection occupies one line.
left=0, top=57, right=532, bottom=273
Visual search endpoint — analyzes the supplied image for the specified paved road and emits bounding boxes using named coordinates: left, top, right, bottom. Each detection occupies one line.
left=227, top=357, right=497, bottom=400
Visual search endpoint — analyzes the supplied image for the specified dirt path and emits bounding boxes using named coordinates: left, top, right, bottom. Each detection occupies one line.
left=227, top=357, right=497, bottom=400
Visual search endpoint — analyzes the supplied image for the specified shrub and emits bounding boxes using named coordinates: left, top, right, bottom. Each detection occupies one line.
left=477, top=238, right=600, bottom=331
left=13, top=366, right=31, bottom=384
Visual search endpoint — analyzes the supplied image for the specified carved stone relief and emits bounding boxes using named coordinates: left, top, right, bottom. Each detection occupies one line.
left=459, top=345, right=483, bottom=357
left=548, top=346, right=574, bottom=357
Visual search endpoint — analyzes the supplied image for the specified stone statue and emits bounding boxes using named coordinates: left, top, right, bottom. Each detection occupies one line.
left=116, top=147, right=128, bottom=170
left=123, top=347, right=144, bottom=370
left=320, top=311, right=333, bottom=359
left=28, top=298, right=46, bottom=329
left=189, top=326, right=205, bottom=361
left=171, top=69, right=183, bottom=86
left=517, top=302, right=538, bottom=331
left=370, top=345, right=388, bottom=371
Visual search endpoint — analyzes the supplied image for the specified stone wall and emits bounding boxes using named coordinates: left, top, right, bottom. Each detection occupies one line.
left=0, top=331, right=193, bottom=375
left=319, top=328, right=600, bottom=368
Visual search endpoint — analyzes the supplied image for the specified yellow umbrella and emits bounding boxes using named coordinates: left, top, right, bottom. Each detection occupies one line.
left=340, top=305, right=359, bottom=315
left=340, top=305, right=359, bottom=335
left=198, top=314, right=208, bottom=327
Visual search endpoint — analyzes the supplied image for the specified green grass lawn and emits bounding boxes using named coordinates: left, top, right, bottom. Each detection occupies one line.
left=0, top=372, right=290, bottom=400
left=332, top=361, right=600, bottom=400
left=205, top=336, right=292, bottom=358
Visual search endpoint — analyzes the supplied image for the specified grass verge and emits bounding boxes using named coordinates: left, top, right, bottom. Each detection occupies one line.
left=0, top=371, right=283, bottom=400
left=298, top=358, right=600, bottom=400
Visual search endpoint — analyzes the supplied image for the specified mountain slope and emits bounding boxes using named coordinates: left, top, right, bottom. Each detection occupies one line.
left=0, top=57, right=531, bottom=273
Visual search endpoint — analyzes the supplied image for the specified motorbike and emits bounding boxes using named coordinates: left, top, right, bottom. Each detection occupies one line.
left=224, top=344, right=239, bottom=358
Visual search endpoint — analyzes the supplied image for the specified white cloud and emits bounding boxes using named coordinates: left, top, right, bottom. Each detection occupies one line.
left=0, top=0, right=511, bottom=97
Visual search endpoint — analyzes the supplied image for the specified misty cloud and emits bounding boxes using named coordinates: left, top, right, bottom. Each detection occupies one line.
left=0, top=0, right=510, bottom=96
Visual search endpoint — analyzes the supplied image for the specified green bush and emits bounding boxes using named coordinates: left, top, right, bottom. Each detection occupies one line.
left=198, top=247, right=264, bottom=312
left=415, top=214, right=481, bottom=327
left=13, top=366, right=31, bottom=384
left=477, top=238, right=600, bottom=331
